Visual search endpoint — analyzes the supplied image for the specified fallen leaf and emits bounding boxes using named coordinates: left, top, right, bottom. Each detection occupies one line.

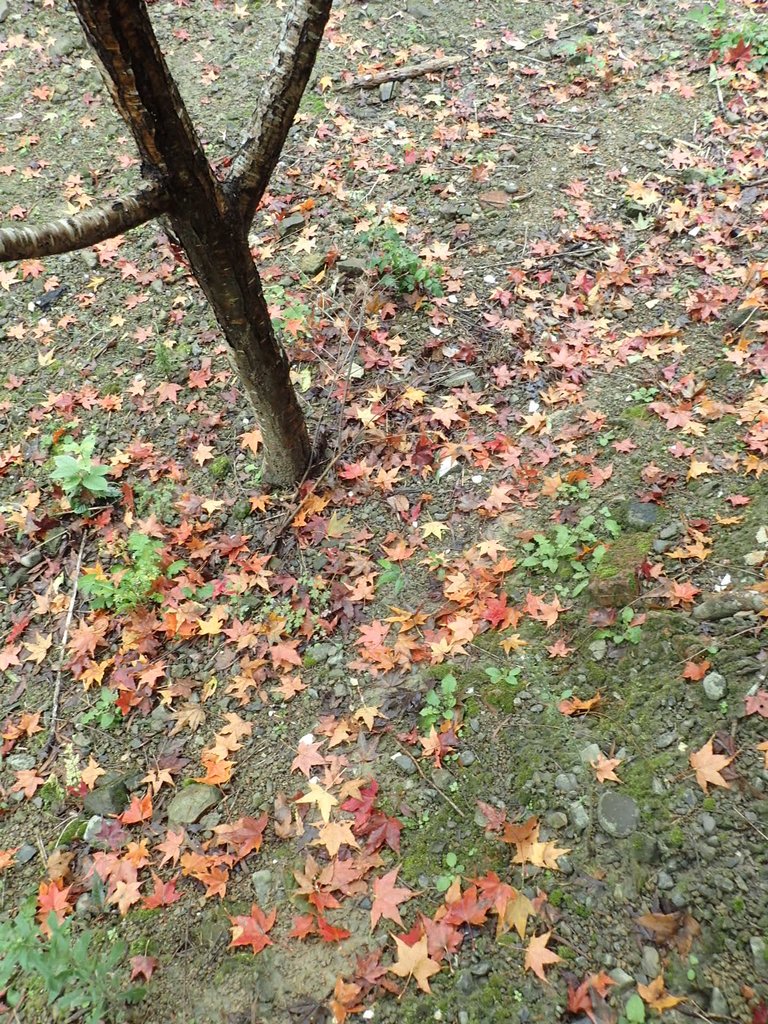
left=388, top=934, right=441, bottom=993
left=637, top=974, right=684, bottom=1011
left=228, top=904, right=276, bottom=954
left=524, top=931, right=562, bottom=982
left=591, top=753, right=622, bottom=784
left=689, top=736, right=734, bottom=792
left=371, top=867, right=414, bottom=930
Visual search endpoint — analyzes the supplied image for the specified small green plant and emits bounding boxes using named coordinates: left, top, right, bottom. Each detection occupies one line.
left=520, top=509, right=621, bottom=597
left=80, top=532, right=168, bottom=613
left=484, top=665, right=522, bottom=689
left=77, top=688, right=122, bottom=731
left=688, top=1, right=768, bottom=72
left=50, top=435, right=116, bottom=504
left=594, top=605, right=643, bottom=646
left=377, top=557, right=406, bottom=596
left=624, top=992, right=646, bottom=1023
left=362, top=225, right=444, bottom=297
left=420, top=673, right=458, bottom=732
left=0, top=908, right=144, bottom=1023
left=629, top=386, right=659, bottom=403
left=556, top=479, right=592, bottom=502
left=434, top=850, right=466, bottom=893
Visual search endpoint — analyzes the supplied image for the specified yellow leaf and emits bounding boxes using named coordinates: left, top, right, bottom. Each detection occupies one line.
left=421, top=520, right=449, bottom=540
left=296, top=782, right=337, bottom=824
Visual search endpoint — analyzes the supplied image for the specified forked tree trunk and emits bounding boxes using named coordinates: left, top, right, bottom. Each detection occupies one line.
left=0, top=0, right=332, bottom=486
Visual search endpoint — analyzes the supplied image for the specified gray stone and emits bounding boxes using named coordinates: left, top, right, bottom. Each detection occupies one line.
left=406, top=0, right=432, bottom=18
left=657, top=870, right=674, bottom=890
left=641, top=945, right=660, bottom=978
left=579, top=743, right=602, bottom=765
left=569, top=802, right=590, bottom=832
left=597, top=791, right=640, bottom=838
left=545, top=811, right=568, bottom=830
left=251, top=869, right=274, bottom=904
left=456, top=970, right=477, bottom=995
left=392, top=752, right=417, bottom=775
left=458, top=749, right=476, bottom=767
left=555, top=772, right=579, bottom=794
left=6, top=753, right=35, bottom=771
left=608, top=968, right=634, bottom=991
left=749, top=936, right=766, bottom=967
left=0, top=1, right=8, bottom=23
left=471, top=961, right=492, bottom=977
left=432, top=769, right=453, bottom=790
left=702, top=671, right=727, bottom=700
left=709, top=988, right=729, bottom=1016
left=693, top=591, right=767, bottom=621
left=83, top=780, right=129, bottom=817
left=589, top=638, right=607, bottom=661
left=626, top=501, right=657, bottom=530
left=700, top=813, right=717, bottom=835
left=52, top=34, right=80, bottom=58
left=629, top=833, right=659, bottom=865
left=337, top=257, right=367, bottom=277
left=279, top=212, right=305, bottom=236
left=15, top=844, right=37, bottom=864
left=167, top=783, right=221, bottom=825
left=655, top=730, right=676, bottom=749
left=300, top=252, right=327, bottom=276
left=379, top=81, right=396, bottom=102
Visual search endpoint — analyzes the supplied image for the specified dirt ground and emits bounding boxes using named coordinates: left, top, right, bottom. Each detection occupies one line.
left=0, top=1, right=767, bottom=1023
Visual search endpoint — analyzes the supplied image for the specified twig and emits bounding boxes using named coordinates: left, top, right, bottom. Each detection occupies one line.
left=39, top=534, right=86, bottom=761
left=519, top=118, right=581, bottom=133
left=337, top=55, right=464, bottom=92
left=393, top=739, right=466, bottom=818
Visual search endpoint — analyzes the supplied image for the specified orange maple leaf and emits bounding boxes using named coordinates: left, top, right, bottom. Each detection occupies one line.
left=689, top=737, right=734, bottom=792
left=524, top=931, right=562, bottom=982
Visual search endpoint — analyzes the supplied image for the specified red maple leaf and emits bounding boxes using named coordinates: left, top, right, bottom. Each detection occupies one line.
left=212, top=815, right=268, bottom=861
left=317, top=915, right=352, bottom=943
left=228, top=904, right=276, bottom=954
left=142, top=872, right=182, bottom=909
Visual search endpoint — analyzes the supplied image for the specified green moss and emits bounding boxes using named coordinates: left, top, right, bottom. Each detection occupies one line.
left=594, top=532, right=652, bottom=581
left=667, top=825, right=685, bottom=848
left=300, top=92, right=326, bottom=116
left=623, top=404, right=654, bottom=422
left=209, top=455, right=232, bottom=481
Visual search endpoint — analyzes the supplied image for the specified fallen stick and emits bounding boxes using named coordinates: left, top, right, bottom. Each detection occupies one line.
left=40, top=533, right=86, bottom=761
left=337, top=55, right=464, bottom=92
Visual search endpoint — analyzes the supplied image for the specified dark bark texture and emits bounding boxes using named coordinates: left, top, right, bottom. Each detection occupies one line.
left=0, top=0, right=333, bottom=486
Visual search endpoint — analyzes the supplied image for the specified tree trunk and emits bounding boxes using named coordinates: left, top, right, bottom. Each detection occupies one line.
left=68, top=0, right=316, bottom=486
left=1, top=0, right=331, bottom=483
left=169, top=216, right=312, bottom=486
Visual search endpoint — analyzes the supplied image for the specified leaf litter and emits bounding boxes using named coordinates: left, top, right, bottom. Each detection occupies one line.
left=0, top=0, right=767, bottom=1022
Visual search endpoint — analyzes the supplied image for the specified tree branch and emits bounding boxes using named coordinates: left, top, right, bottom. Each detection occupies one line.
left=226, top=0, right=332, bottom=226
left=337, top=55, right=465, bottom=92
left=0, top=185, right=169, bottom=261
left=71, top=0, right=221, bottom=215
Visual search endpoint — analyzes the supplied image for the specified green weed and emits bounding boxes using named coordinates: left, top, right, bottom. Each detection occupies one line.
left=0, top=908, right=144, bottom=1023
left=80, top=531, right=169, bottom=613
left=50, top=435, right=116, bottom=505
left=362, top=225, right=444, bottom=297
left=688, top=1, right=768, bottom=71
left=520, top=509, right=621, bottom=597
left=420, top=672, right=458, bottom=732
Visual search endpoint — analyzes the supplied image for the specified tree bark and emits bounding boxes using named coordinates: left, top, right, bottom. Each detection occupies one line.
left=0, top=185, right=168, bottom=261
left=226, top=0, right=332, bottom=226
left=66, top=0, right=319, bottom=485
